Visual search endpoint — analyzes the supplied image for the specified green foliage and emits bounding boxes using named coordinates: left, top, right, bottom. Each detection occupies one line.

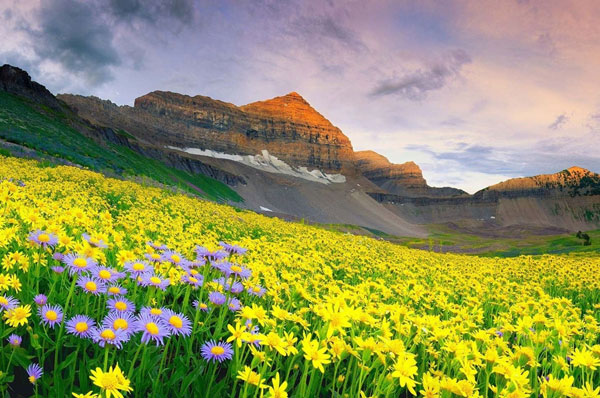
left=0, top=91, right=242, bottom=203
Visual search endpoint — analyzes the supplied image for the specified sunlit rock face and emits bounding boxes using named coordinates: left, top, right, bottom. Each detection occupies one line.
left=60, top=91, right=357, bottom=175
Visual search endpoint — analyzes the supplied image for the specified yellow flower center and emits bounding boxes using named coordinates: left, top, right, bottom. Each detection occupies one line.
left=151, top=253, right=160, bottom=260
left=253, top=286, right=261, bottom=293
left=230, top=265, right=242, bottom=273
left=211, top=346, right=225, bottom=355
left=190, top=269, right=199, bottom=275
left=29, top=375, right=36, bottom=383
left=150, top=276, right=161, bottom=285
left=75, top=322, right=88, bottom=333
left=113, top=319, right=128, bottom=330
left=171, top=254, right=181, bottom=263
left=98, top=270, right=112, bottom=279
left=45, top=310, right=58, bottom=321
left=97, top=373, right=120, bottom=390
left=115, top=301, right=127, bottom=311
left=38, top=233, right=50, bottom=243
left=150, top=308, right=162, bottom=315
left=13, top=307, right=29, bottom=320
left=85, top=281, right=97, bottom=292
left=132, top=262, right=145, bottom=271
left=100, top=329, right=115, bottom=340
left=108, top=287, right=120, bottom=294
left=73, top=258, right=87, bottom=268
left=169, top=316, right=183, bottom=329
left=0, top=297, right=7, bottom=305
left=146, top=322, right=159, bottom=335
left=189, top=277, right=198, bottom=283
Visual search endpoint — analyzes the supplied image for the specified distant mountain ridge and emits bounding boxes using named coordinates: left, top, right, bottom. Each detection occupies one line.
left=2, top=63, right=599, bottom=235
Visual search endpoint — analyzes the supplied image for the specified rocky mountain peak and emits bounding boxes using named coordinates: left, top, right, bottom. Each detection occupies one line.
left=0, top=64, right=61, bottom=110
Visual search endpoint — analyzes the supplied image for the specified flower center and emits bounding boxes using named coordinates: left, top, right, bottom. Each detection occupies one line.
left=98, top=270, right=111, bottom=279
left=230, top=265, right=242, bottom=273
left=113, top=319, right=128, bottom=330
left=211, top=346, right=225, bottom=355
left=0, top=297, right=7, bottom=305
left=146, top=322, right=159, bottom=335
left=99, top=373, right=119, bottom=390
left=253, top=286, right=261, bottom=293
left=75, top=322, right=88, bottom=333
left=73, top=258, right=87, bottom=268
left=150, top=276, right=161, bottom=285
left=115, top=301, right=127, bottom=311
left=133, top=262, right=145, bottom=271
left=29, top=375, right=36, bottom=383
left=100, top=329, right=115, bottom=340
left=38, top=233, right=50, bottom=243
left=171, top=254, right=181, bottom=263
left=108, top=287, right=120, bottom=294
left=169, top=316, right=183, bottom=329
left=189, top=277, right=198, bottom=283
left=150, top=308, right=162, bottom=315
left=151, top=253, right=160, bottom=260
left=85, top=281, right=97, bottom=291
left=45, top=310, right=57, bottom=321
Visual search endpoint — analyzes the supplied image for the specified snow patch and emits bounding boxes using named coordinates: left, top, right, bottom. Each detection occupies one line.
left=259, top=206, right=273, bottom=212
left=166, top=146, right=346, bottom=184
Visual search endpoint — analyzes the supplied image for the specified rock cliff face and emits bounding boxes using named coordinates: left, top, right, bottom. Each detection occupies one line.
left=60, top=91, right=356, bottom=175
left=355, top=150, right=467, bottom=197
left=482, top=167, right=600, bottom=197
left=0, top=64, right=61, bottom=110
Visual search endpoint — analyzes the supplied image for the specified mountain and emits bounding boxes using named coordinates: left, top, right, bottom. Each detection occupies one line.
left=2, top=63, right=599, bottom=238
left=59, top=90, right=356, bottom=175
left=355, top=150, right=467, bottom=197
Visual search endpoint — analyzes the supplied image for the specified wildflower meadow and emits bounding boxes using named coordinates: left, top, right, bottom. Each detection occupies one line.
left=0, top=155, right=599, bottom=398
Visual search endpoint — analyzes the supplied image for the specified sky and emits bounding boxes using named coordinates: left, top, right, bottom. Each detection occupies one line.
left=1, top=0, right=600, bottom=193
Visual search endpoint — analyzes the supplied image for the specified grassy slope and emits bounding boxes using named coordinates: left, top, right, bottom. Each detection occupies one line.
left=0, top=91, right=242, bottom=203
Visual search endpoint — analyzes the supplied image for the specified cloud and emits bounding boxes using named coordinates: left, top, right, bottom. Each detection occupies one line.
left=548, top=114, right=569, bottom=130
left=369, top=49, right=471, bottom=100
left=27, top=0, right=121, bottom=86
left=107, top=0, right=195, bottom=27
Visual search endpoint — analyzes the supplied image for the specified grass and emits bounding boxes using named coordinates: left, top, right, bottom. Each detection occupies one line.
left=0, top=91, right=242, bottom=203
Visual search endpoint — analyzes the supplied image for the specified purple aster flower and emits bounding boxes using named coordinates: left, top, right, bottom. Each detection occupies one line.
left=81, top=233, right=108, bottom=249
left=139, top=273, right=170, bottom=290
left=51, top=265, right=65, bottom=274
left=194, top=245, right=211, bottom=258
left=26, top=363, right=43, bottom=384
left=208, top=291, right=226, bottom=306
left=218, top=241, right=247, bottom=256
left=28, top=230, right=58, bottom=248
left=140, top=306, right=167, bottom=318
left=230, top=281, right=244, bottom=294
left=201, top=340, right=233, bottom=363
left=228, top=263, right=251, bottom=279
left=495, top=330, right=504, bottom=338
left=107, top=296, right=135, bottom=313
left=135, top=313, right=170, bottom=346
left=63, top=253, right=97, bottom=275
left=7, top=334, right=21, bottom=347
left=103, top=312, right=136, bottom=337
left=161, top=250, right=190, bottom=267
left=147, top=241, right=169, bottom=251
left=77, top=276, right=107, bottom=295
left=34, top=294, right=47, bottom=306
left=38, top=304, right=63, bottom=328
left=92, top=266, right=125, bottom=283
left=160, top=309, right=192, bottom=337
left=207, top=250, right=229, bottom=262
left=91, top=327, right=128, bottom=349
left=124, top=260, right=151, bottom=276
left=106, top=284, right=128, bottom=296
left=52, top=252, right=64, bottom=261
left=226, top=298, right=242, bottom=312
left=193, top=300, right=209, bottom=312
left=247, top=285, right=266, bottom=297
left=181, top=273, right=203, bottom=287
left=0, top=295, right=18, bottom=312
left=66, top=315, right=95, bottom=338
left=144, top=252, right=163, bottom=262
